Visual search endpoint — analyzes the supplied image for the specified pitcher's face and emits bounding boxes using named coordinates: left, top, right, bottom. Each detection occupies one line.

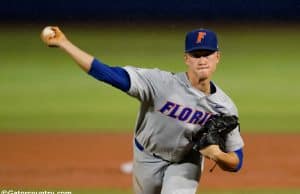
left=185, top=50, right=220, bottom=81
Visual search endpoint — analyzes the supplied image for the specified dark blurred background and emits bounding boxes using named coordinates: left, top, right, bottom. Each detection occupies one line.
left=1, top=0, right=300, bottom=22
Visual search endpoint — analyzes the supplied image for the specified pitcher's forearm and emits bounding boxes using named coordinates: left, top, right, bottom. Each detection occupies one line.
left=60, top=39, right=94, bottom=72
left=200, top=145, right=242, bottom=172
left=214, top=151, right=239, bottom=172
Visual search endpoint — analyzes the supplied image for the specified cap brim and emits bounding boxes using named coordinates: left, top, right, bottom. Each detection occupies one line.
left=185, top=46, right=218, bottom=53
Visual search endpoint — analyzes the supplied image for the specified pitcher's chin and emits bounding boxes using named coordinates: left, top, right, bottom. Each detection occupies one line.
left=197, top=72, right=210, bottom=82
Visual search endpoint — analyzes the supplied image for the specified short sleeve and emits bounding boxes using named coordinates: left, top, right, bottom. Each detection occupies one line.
left=123, top=66, right=170, bottom=102
left=225, top=126, right=244, bottom=152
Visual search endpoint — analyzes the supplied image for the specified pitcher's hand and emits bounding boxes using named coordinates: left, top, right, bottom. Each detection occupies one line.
left=40, top=26, right=68, bottom=48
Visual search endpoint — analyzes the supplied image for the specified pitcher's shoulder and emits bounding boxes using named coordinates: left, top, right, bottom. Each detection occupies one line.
left=124, top=66, right=174, bottom=78
left=211, top=83, right=239, bottom=115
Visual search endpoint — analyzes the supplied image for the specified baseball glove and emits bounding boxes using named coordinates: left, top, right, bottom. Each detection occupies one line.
left=192, top=114, right=239, bottom=152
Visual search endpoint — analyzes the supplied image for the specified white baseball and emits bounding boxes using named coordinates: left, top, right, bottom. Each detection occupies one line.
left=120, top=161, right=133, bottom=174
left=42, top=26, right=55, bottom=38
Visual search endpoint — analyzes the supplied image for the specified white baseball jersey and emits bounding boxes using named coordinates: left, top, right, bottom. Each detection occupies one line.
left=124, top=66, right=244, bottom=163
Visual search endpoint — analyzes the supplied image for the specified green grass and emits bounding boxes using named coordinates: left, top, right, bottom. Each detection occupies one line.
left=1, top=23, right=300, bottom=132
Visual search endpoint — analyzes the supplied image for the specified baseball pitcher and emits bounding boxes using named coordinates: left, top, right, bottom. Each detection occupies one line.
left=41, top=26, right=244, bottom=194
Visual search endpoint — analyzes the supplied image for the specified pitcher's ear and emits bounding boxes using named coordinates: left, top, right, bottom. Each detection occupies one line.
left=218, top=51, right=221, bottom=58
left=216, top=51, right=221, bottom=63
left=184, top=53, right=189, bottom=64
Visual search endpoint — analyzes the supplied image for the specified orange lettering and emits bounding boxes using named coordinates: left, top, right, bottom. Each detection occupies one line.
left=196, top=32, right=206, bottom=43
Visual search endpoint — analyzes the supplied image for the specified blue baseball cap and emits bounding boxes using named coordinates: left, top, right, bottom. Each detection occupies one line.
left=185, top=29, right=219, bottom=52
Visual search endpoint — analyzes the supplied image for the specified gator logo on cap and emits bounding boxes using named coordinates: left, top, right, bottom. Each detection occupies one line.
left=196, top=32, right=206, bottom=44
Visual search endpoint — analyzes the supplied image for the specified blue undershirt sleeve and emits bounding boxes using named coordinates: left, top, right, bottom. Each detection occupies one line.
left=88, top=58, right=131, bottom=92
left=233, top=148, right=244, bottom=172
